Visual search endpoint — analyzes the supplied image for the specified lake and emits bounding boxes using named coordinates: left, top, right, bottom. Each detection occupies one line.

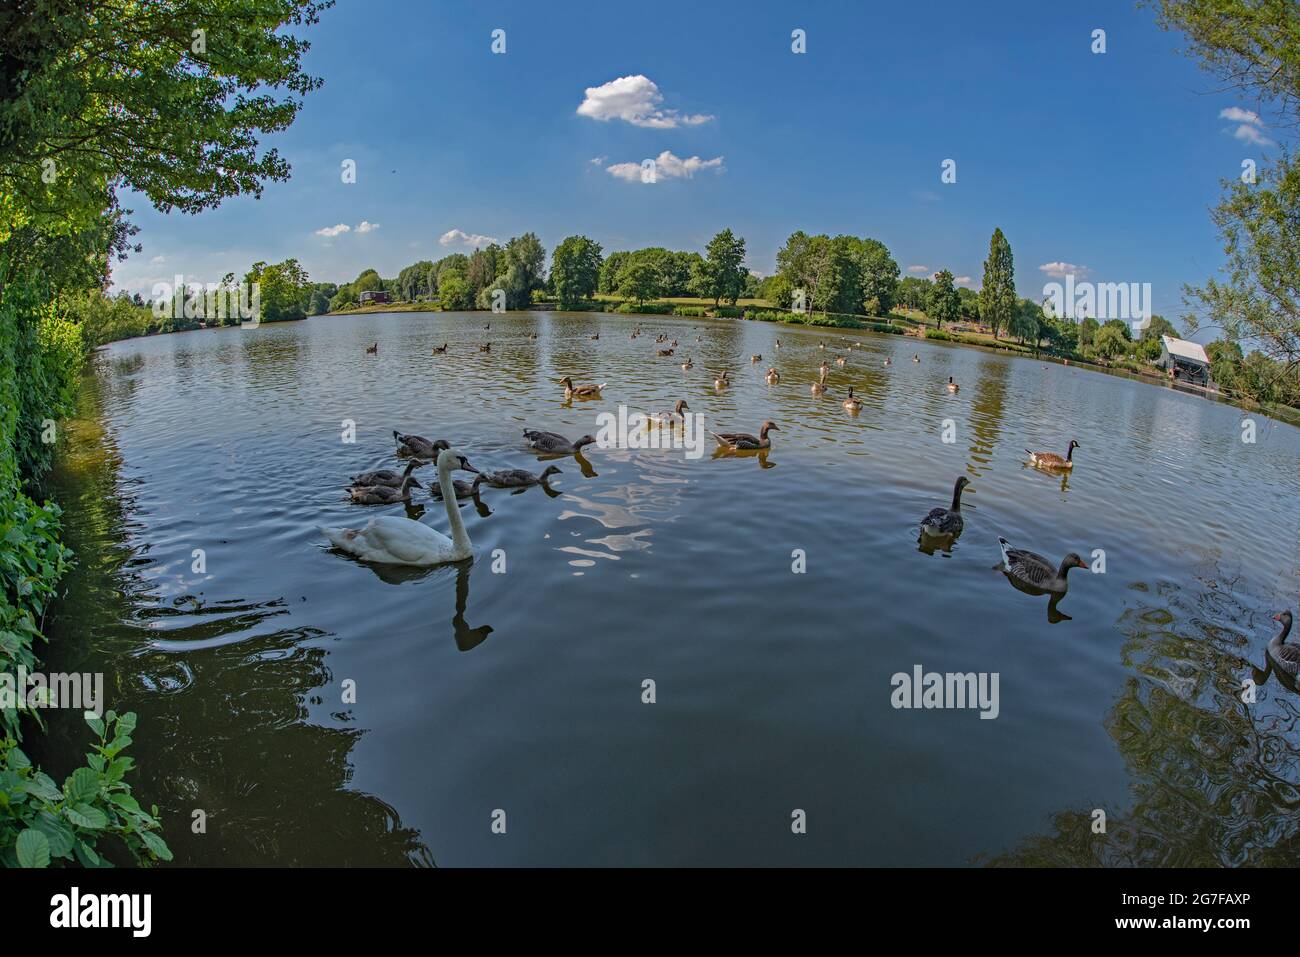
left=33, top=310, right=1300, bottom=866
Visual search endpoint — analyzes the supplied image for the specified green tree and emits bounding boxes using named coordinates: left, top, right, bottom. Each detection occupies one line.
left=696, top=229, right=747, bottom=307
left=1094, top=322, right=1131, bottom=359
left=551, top=236, right=603, bottom=308
left=245, top=258, right=310, bottom=322
left=617, top=260, right=661, bottom=305
left=978, top=228, right=1016, bottom=339
left=928, top=270, right=961, bottom=328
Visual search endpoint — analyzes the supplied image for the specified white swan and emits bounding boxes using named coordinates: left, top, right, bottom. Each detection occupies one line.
left=321, top=448, right=476, bottom=566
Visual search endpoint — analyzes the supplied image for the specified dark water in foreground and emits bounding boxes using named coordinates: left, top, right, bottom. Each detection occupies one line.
left=34, top=310, right=1300, bottom=866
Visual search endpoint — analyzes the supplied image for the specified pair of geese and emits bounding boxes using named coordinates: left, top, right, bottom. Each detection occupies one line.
left=919, top=475, right=1088, bottom=594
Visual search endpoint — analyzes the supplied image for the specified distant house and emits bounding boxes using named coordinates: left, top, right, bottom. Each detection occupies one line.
left=1158, top=335, right=1212, bottom=386
left=358, top=290, right=391, bottom=305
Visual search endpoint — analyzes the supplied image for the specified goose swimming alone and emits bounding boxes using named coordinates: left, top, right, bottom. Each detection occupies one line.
left=1027, top=440, right=1079, bottom=470
left=843, top=386, right=863, bottom=412
left=765, top=367, right=780, bottom=385
left=559, top=376, right=605, bottom=399
left=998, top=537, right=1087, bottom=594
left=322, top=448, right=478, bottom=565
left=920, top=477, right=972, bottom=536
left=711, top=421, right=779, bottom=451
left=947, top=376, right=959, bottom=393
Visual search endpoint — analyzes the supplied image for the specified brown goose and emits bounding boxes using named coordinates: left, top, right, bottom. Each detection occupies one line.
left=834, top=354, right=847, bottom=366
left=947, top=376, right=959, bottom=393
left=346, top=471, right=422, bottom=505
left=366, top=342, right=378, bottom=354
left=711, top=421, right=779, bottom=451
left=1266, top=611, right=1297, bottom=678
left=1027, top=440, right=1079, bottom=470
left=590, top=332, right=600, bottom=340
left=998, top=537, right=1086, bottom=594
left=648, top=400, right=690, bottom=428
left=432, top=343, right=448, bottom=354
left=920, top=477, right=971, bottom=536
left=474, top=465, right=562, bottom=489
left=765, top=367, right=780, bottom=385
left=811, top=369, right=829, bottom=395
left=393, top=431, right=448, bottom=459
left=523, top=429, right=597, bottom=454
left=658, top=348, right=675, bottom=357
left=480, top=342, right=491, bottom=353
left=559, top=376, right=605, bottom=399
left=842, top=386, right=863, bottom=412
left=681, top=357, right=694, bottom=370
left=751, top=354, right=762, bottom=363
left=714, top=370, right=730, bottom=389
left=350, top=459, right=422, bottom=489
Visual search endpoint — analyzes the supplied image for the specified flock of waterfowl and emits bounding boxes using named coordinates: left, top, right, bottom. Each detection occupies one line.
left=321, top=319, right=1297, bottom=672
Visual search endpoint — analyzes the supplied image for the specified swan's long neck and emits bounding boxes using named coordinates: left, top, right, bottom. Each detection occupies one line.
left=438, top=454, right=471, bottom=552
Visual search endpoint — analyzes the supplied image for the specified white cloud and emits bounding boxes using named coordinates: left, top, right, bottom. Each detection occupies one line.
left=355, top=220, right=379, bottom=234
left=149, top=255, right=166, bottom=265
left=440, top=229, right=499, bottom=248
left=577, top=75, right=712, bottom=129
left=906, top=265, right=929, bottom=273
left=315, top=223, right=350, bottom=238
left=606, top=150, right=724, bottom=184
left=1220, top=106, right=1274, bottom=146
left=589, top=156, right=607, bottom=166
left=1038, top=261, right=1089, bottom=279
left=954, top=276, right=973, bottom=285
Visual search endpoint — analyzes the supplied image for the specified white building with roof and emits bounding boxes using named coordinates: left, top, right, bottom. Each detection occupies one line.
left=1158, top=335, right=1212, bottom=386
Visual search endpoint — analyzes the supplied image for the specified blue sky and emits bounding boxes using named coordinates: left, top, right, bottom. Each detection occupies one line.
left=110, top=0, right=1285, bottom=332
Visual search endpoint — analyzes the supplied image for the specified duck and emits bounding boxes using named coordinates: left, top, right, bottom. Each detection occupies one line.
left=559, top=376, right=605, bottom=399
left=765, top=367, right=780, bottom=385
left=811, top=369, right=829, bottom=396
left=751, top=354, right=762, bottom=363
left=681, top=357, right=694, bottom=370
left=842, top=386, right=863, bottom=412
left=920, top=476, right=971, bottom=536
left=714, top=370, right=730, bottom=390
left=432, top=343, right=448, bottom=354
left=523, top=429, right=597, bottom=454
left=350, top=459, right=423, bottom=489
left=345, top=470, right=423, bottom=505
left=1266, top=611, right=1298, bottom=678
left=321, top=448, right=478, bottom=565
left=947, top=376, right=959, bottom=393
left=393, top=431, right=448, bottom=460
left=711, top=421, right=779, bottom=451
left=366, top=342, right=378, bottom=354
left=648, top=400, right=690, bottom=427
left=998, top=537, right=1087, bottom=594
left=474, top=465, right=562, bottom=489
left=1027, top=440, right=1079, bottom=470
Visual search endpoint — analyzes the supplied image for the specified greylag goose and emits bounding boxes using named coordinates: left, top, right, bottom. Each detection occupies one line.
left=751, top=354, right=762, bottom=363
left=648, top=400, right=690, bottom=427
left=559, top=376, right=605, bottom=399
left=1027, top=440, right=1079, bottom=470
left=765, top=367, right=780, bottom=385
left=523, top=429, right=597, bottom=454
left=998, top=537, right=1086, bottom=594
left=350, top=459, right=423, bottom=489
left=920, top=477, right=971, bottom=536
left=1266, top=611, right=1297, bottom=678
left=393, top=431, right=448, bottom=460
left=474, top=465, right=562, bottom=489
left=711, top=421, right=779, bottom=451
left=843, top=386, right=863, bottom=412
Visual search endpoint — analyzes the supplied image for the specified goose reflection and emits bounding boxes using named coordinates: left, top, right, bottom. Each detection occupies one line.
left=710, top=446, right=775, bottom=469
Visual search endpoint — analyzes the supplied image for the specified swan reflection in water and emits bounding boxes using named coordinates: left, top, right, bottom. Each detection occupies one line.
left=352, top=556, right=494, bottom=652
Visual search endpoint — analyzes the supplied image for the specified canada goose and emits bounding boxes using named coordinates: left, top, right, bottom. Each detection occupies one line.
left=998, top=537, right=1087, bottom=594
left=884, top=357, right=892, bottom=366
left=835, top=354, right=847, bottom=366
left=523, top=429, right=598, bottom=454
left=818, top=341, right=826, bottom=350
left=366, top=342, right=378, bottom=354
left=811, top=369, right=829, bottom=395
left=711, top=421, right=779, bottom=451
left=322, top=453, right=479, bottom=565
left=393, top=431, right=448, bottom=460
left=649, top=400, right=690, bottom=427
left=912, top=354, right=920, bottom=363
left=681, top=357, right=694, bottom=370
left=590, top=332, right=599, bottom=340
left=432, top=343, right=448, bottom=354
left=671, top=339, right=678, bottom=347
left=559, top=376, right=605, bottom=399
left=529, top=332, right=538, bottom=341
left=474, top=465, right=562, bottom=489
left=350, top=459, right=422, bottom=489
left=1027, top=440, right=1079, bottom=469
left=658, top=348, right=675, bottom=357
left=1266, top=611, right=1298, bottom=678
left=480, top=342, right=491, bottom=353
left=765, top=367, right=780, bottom=385
left=751, top=354, right=762, bottom=363
left=345, top=471, right=423, bottom=505
left=774, top=339, right=782, bottom=348
left=947, top=376, right=959, bottom=393
left=920, top=477, right=972, bottom=536
left=843, top=386, right=863, bottom=412
left=819, top=359, right=831, bottom=375
left=714, top=370, right=730, bottom=389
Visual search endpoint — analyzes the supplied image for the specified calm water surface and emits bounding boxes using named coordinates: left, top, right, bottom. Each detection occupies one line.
left=35, top=311, right=1300, bottom=865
